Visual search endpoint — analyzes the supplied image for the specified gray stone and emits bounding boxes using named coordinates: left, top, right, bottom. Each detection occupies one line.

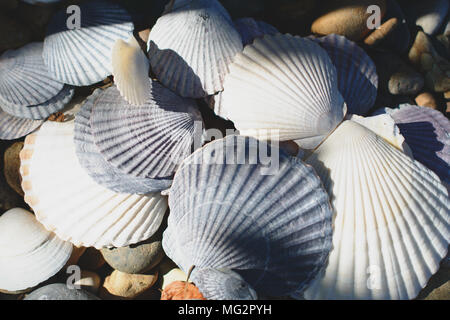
left=389, top=69, right=425, bottom=95
left=24, top=283, right=100, bottom=300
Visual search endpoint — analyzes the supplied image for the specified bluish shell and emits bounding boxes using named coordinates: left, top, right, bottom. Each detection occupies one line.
left=74, top=89, right=172, bottom=194
left=310, top=34, right=378, bottom=116
left=234, top=18, right=279, bottom=46
left=377, top=104, right=450, bottom=185
left=0, top=42, right=64, bottom=106
left=163, top=135, right=333, bottom=297
left=0, top=85, right=74, bottom=120
left=43, top=0, right=134, bottom=86
left=90, top=82, right=203, bottom=181
left=0, top=110, right=42, bottom=140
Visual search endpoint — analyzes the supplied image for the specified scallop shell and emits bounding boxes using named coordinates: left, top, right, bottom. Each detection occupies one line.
left=19, top=119, right=169, bottom=249
left=163, top=135, right=333, bottom=298
left=0, top=110, right=42, bottom=140
left=43, top=0, right=134, bottom=86
left=220, top=34, right=347, bottom=149
left=376, top=104, right=450, bottom=185
left=234, top=18, right=279, bottom=46
left=74, top=89, right=172, bottom=194
left=193, top=268, right=258, bottom=300
left=309, top=34, right=378, bottom=116
left=147, top=0, right=243, bottom=98
left=111, top=37, right=150, bottom=105
left=304, top=120, right=450, bottom=300
left=0, top=85, right=74, bottom=120
left=0, top=208, right=73, bottom=292
left=90, top=83, right=203, bottom=181
left=0, top=42, right=64, bottom=106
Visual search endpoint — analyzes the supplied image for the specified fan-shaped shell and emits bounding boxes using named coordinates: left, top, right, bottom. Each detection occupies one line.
left=0, top=42, right=64, bottom=106
left=163, top=135, right=333, bottom=298
left=234, top=18, right=279, bottom=46
left=0, top=208, right=73, bottom=292
left=0, top=85, right=74, bottom=120
left=0, top=110, right=42, bottom=140
left=112, top=37, right=150, bottom=105
left=43, top=0, right=134, bottom=86
left=147, top=0, right=243, bottom=98
left=74, top=88, right=172, bottom=194
left=220, top=34, right=346, bottom=149
left=90, top=83, right=203, bottom=181
left=19, top=119, right=168, bottom=249
left=310, top=34, right=378, bottom=116
left=377, top=104, right=450, bottom=185
left=304, top=120, right=450, bottom=300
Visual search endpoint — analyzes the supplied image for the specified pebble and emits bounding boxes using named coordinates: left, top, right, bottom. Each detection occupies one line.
left=101, top=270, right=158, bottom=299
left=415, top=92, right=439, bottom=110
left=400, top=0, right=449, bottom=35
left=78, top=248, right=106, bottom=271
left=161, top=281, right=206, bottom=300
left=24, top=283, right=100, bottom=300
left=101, top=227, right=165, bottom=274
left=0, top=13, right=32, bottom=53
left=388, top=69, right=424, bottom=95
left=3, top=142, right=24, bottom=196
left=408, top=31, right=450, bottom=92
left=311, top=0, right=387, bottom=41
left=73, top=271, right=101, bottom=294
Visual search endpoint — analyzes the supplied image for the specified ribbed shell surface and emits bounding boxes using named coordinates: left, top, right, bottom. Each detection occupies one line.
left=304, top=120, right=450, bottom=300
left=147, top=0, right=243, bottom=98
left=163, top=135, right=333, bottom=297
left=43, top=0, right=134, bottom=86
left=0, top=110, right=42, bottom=140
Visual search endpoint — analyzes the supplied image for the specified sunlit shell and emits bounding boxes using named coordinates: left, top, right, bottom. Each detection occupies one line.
left=234, top=17, right=279, bottom=46
left=0, top=110, right=42, bottom=140
left=0, top=42, right=64, bottom=106
left=0, top=85, right=74, bottom=120
left=220, top=34, right=346, bottom=149
left=163, top=135, right=333, bottom=298
left=147, top=0, right=243, bottom=98
left=90, top=83, right=203, bottom=181
left=19, top=119, right=168, bottom=249
left=112, top=37, right=150, bottom=105
left=304, top=120, right=450, bottom=300
left=43, top=0, right=134, bottom=86
left=0, top=208, right=73, bottom=292
left=376, top=104, right=450, bottom=185
left=310, top=34, right=378, bottom=115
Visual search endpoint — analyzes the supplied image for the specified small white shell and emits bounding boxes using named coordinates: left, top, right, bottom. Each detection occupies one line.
left=148, top=0, right=243, bottom=98
left=220, top=34, right=346, bottom=149
left=43, top=0, right=134, bottom=86
left=0, top=110, right=43, bottom=140
left=304, top=120, right=450, bottom=300
left=112, top=37, right=150, bottom=105
left=0, top=42, right=64, bottom=106
left=20, top=119, right=169, bottom=249
left=0, top=208, right=73, bottom=292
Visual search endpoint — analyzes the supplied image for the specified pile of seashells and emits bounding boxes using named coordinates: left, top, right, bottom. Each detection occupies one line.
left=0, top=0, right=449, bottom=300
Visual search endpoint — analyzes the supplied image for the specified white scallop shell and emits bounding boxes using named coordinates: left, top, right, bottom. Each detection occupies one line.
left=74, top=88, right=172, bottom=194
left=112, top=37, right=150, bottom=105
left=90, top=83, right=203, bottom=181
left=163, top=135, right=334, bottom=298
left=0, top=110, right=42, bottom=140
left=0, top=42, right=64, bottom=106
left=147, top=0, right=243, bottom=98
left=0, top=208, right=73, bottom=292
left=310, top=34, right=378, bottom=116
left=220, top=34, right=347, bottom=149
left=0, top=85, right=74, bottom=120
left=234, top=17, right=279, bottom=46
left=43, top=0, right=134, bottom=86
left=304, top=120, right=450, bottom=300
left=19, top=119, right=169, bottom=249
